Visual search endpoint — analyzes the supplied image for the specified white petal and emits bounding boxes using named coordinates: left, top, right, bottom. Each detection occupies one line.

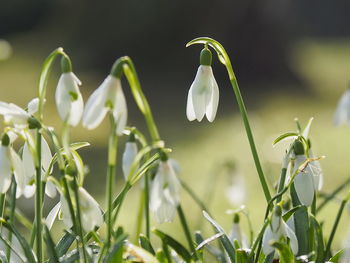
left=82, top=76, right=115, bottom=129
left=23, top=184, right=36, bottom=198
left=188, top=66, right=213, bottom=121
left=229, top=223, right=242, bottom=244
left=334, top=90, right=350, bottom=126
left=122, top=142, right=138, bottom=180
left=113, top=85, right=128, bottom=135
left=283, top=222, right=299, bottom=255
left=0, top=146, right=12, bottom=193
left=11, top=148, right=27, bottom=198
left=78, top=187, right=103, bottom=232
left=186, top=86, right=196, bottom=121
left=55, top=73, right=84, bottom=126
left=45, top=180, right=57, bottom=198
left=205, top=68, right=219, bottom=122
left=262, top=226, right=276, bottom=255
left=60, top=194, right=73, bottom=229
left=294, top=169, right=315, bottom=206
left=45, top=202, right=61, bottom=230
left=27, top=98, right=40, bottom=115
left=302, top=117, right=314, bottom=139
left=41, top=137, right=52, bottom=174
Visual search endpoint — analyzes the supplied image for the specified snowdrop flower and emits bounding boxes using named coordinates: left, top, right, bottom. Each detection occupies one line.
left=82, top=63, right=127, bottom=135
left=150, top=159, right=181, bottom=223
left=0, top=97, right=39, bottom=128
left=55, top=57, right=84, bottom=126
left=21, top=136, right=55, bottom=198
left=122, top=134, right=138, bottom=181
left=334, top=89, right=350, bottom=126
left=226, top=175, right=246, bottom=207
left=229, top=214, right=248, bottom=248
left=262, top=206, right=298, bottom=256
left=0, top=133, right=25, bottom=195
left=48, top=187, right=103, bottom=232
left=186, top=47, right=219, bottom=122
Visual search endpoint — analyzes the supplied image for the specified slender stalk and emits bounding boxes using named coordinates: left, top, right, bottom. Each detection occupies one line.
left=276, top=168, right=287, bottom=203
left=144, top=173, right=150, bottom=239
left=324, top=195, right=349, bottom=260
left=135, top=190, right=145, bottom=241
left=177, top=205, right=198, bottom=260
left=7, top=179, right=16, bottom=262
left=106, top=114, right=118, bottom=248
left=0, top=193, right=5, bottom=224
left=35, top=130, right=43, bottom=263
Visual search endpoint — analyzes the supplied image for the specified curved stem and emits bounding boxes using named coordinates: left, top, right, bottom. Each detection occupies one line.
left=35, top=130, right=43, bottom=263
left=187, top=37, right=271, bottom=203
left=106, top=113, right=118, bottom=248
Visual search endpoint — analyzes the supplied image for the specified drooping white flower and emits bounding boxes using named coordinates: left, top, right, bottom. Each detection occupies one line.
left=55, top=72, right=84, bottom=126
left=187, top=48, right=219, bottom=122
left=186, top=65, right=219, bottom=122
left=262, top=206, right=298, bottom=256
left=122, top=141, right=138, bottom=180
left=21, top=136, right=55, bottom=198
left=229, top=214, right=248, bottom=249
left=150, top=160, right=181, bottom=224
left=334, top=89, right=350, bottom=126
left=82, top=75, right=127, bottom=135
left=0, top=136, right=25, bottom=195
left=51, top=187, right=103, bottom=232
left=226, top=175, right=246, bottom=207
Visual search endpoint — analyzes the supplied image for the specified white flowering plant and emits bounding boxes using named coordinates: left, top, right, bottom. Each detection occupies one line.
left=0, top=37, right=348, bottom=263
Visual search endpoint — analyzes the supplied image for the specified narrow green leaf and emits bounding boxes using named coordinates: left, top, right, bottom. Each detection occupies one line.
left=236, top=249, right=249, bottom=263
left=103, top=233, right=128, bottom=263
left=309, top=215, right=324, bottom=263
left=272, top=132, right=299, bottom=146
left=44, top=225, right=59, bottom=263
left=0, top=251, right=8, bottom=263
left=153, top=229, right=192, bottom=262
left=203, top=211, right=236, bottom=263
left=195, top=232, right=227, bottom=263
left=139, top=234, right=155, bottom=255
left=60, top=249, right=79, bottom=263
left=329, top=249, right=343, bottom=262
left=1, top=220, right=36, bottom=263
left=282, top=205, right=303, bottom=222
left=54, top=231, right=76, bottom=258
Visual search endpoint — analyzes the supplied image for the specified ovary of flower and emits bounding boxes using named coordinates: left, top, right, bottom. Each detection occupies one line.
left=186, top=65, right=219, bottom=122
left=334, top=89, right=350, bottom=126
left=0, top=144, right=25, bottom=195
left=262, top=210, right=298, bottom=256
left=82, top=75, right=127, bottom=135
left=150, top=161, right=181, bottom=224
left=21, top=137, right=55, bottom=198
left=55, top=72, right=84, bottom=126
left=122, top=141, right=138, bottom=181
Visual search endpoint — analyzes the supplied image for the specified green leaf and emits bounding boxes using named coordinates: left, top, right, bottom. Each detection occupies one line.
left=139, top=234, right=156, bottom=255
left=272, top=132, right=299, bottom=146
left=270, top=241, right=294, bottom=263
left=153, top=229, right=192, bottom=262
left=235, top=249, right=249, bottom=263
left=44, top=225, right=59, bottom=263
left=203, top=211, right=236, bottom=263
left=309, top=215, right=324, bottom=263
left=54, top=231, right=76, bottom=258
left=0, top=220, right=36, bottom=263
left=282, top=205, right=303, bottom=222
left=60, top=249, right=79, bottom=263
left=195, top=232, right=227, bottom=263
left=329, top=249, right=343, bottom=262
left=103, top=233, right=128, bottom=263
left=290, top=185, right=310, bottom=256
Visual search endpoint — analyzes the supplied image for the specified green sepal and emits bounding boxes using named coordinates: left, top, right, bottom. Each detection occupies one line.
left=200, top=47, right=212, bottom=66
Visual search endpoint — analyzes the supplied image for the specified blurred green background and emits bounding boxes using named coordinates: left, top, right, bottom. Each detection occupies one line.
left=1, top=0, right=350, bottom=250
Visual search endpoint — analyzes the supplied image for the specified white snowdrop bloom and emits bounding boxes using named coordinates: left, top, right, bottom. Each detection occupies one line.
left=78, top=187, right=103, bottom=232
left=229, top=214, right=248, bottom=248
left=308, top=150, right=323, bottom=191
left=83, top=75, right=127, bottom=135
left=21, top=137, right=55, bottom=198
left=55, top=72, right=84, bottom=126
left=60, top=193, right=73, bottom=229
left=0, top=136, right=25, bottom=195
left=262, top=206, right=298, bottom=256
left=122, top=141, right=138, bottom=180
left=150, top=160, right=181, bottom=224
left=334, top=89, right=350, bottom=126
left=186, top=48, right=219, bottom=122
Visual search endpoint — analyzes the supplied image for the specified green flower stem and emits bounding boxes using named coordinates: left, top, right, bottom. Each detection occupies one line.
left=186, top=37, right=272, bottom=203
left=177, top=205, right=198, bottom=260
left=106, top=113, right=118, bottom=248
left=135, top=190, right=145, bottom=241
left=144, top=173, right=151, bottom=238
left=0, top=193, right=5, bottom=219
left=62, top=175, right=78, bottom=233
left=324, top=192, right=350, bottom=260
left=7, top=179, right=16, bottom=262
left=35, top=130, right=43, bottom=263
left=276, top=168, right=287, bottom=203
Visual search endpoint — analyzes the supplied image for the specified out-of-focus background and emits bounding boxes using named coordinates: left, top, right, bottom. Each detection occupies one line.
left=1, top=0, right=350, bottom=248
